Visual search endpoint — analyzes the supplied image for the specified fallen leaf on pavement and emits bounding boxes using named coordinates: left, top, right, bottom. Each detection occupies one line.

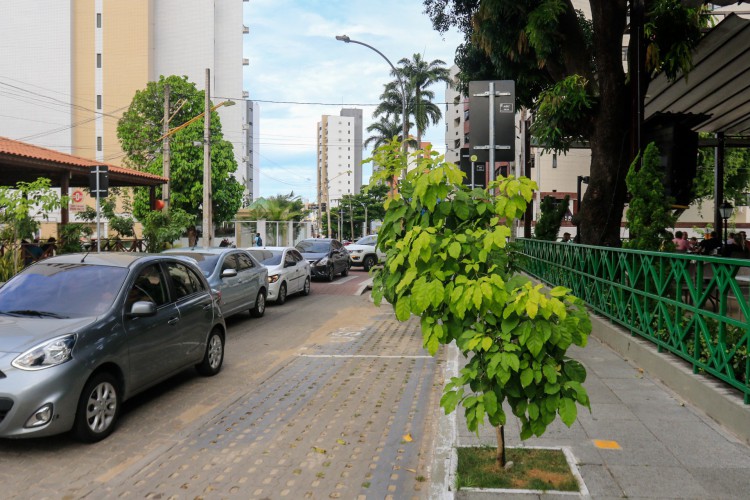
left=403, top=434, right=413, bottom=442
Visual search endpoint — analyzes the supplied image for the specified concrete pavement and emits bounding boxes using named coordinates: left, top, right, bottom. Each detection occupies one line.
left=434, top=317, right=750, bottom=499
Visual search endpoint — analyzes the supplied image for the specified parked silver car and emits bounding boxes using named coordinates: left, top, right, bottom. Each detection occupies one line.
left=163, top=248, right=268, bottom=318
left=0, top=253, right=226, bottom=442
left=246, top=247, right=311, bottom=304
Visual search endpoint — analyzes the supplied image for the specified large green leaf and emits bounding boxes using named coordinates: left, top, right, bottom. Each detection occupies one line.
left=558, top=397, right=578, bottom=426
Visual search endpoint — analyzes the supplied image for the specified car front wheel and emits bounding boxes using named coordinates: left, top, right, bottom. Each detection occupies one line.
left=326, top=265, right=335, bottom=282
left=363, top=255, right=376, bottom=272
left=341, top=263, right=349, bottom=277
left=251, top=290, right=266, bottom=317
left=196, top=329, right=224, bottom=376
left=73, top=372, right=120, bottom=443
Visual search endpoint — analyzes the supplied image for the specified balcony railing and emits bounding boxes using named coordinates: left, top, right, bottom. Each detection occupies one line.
left=517, top=238, right=750, bottom=403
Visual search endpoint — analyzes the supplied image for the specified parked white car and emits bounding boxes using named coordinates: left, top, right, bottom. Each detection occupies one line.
left=246, top=247, right=311, bottom=304
left=347, top=235, right=386, bottom=271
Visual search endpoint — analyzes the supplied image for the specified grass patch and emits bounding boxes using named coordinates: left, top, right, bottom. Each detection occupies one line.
left=456, top=447, right=579, bottom=492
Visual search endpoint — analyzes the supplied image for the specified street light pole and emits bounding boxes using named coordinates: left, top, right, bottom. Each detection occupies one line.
left=336, top=35, right=409, bottom=176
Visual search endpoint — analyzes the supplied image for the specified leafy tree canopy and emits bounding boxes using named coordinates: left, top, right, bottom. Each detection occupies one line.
left=423, top=0, right=709, bottom=246
left=117, top=75, right=244, bottom=225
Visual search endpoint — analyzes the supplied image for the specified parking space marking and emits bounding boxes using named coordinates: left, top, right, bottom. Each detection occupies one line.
left=330, top=276, right=358, bottom=285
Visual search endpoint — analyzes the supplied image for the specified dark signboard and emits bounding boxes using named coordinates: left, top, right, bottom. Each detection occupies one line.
left=89, top=165, right=109, bottom=198
left=459, top=147, right=487, bottom=189
left=468, top=80, right=516, bottom=163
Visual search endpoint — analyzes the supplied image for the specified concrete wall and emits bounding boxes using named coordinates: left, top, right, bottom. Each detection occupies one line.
left=0, top=0, right=73, bottom=153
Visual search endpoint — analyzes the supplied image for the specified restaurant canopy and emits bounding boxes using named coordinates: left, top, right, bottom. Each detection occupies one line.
left=0, top=136, right=166, bottom=224
left=0, top=136, right=165, bottom=188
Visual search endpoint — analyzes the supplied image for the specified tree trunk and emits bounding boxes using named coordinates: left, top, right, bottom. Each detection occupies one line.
left=187, top=225, right=198, bottom=247
left=495, top=425, right=506, bottom=467
left=578, top=0, right=630, bottom=247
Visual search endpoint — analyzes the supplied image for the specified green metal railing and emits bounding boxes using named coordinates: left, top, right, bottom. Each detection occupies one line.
left=518, top=239, right=750, bottom=403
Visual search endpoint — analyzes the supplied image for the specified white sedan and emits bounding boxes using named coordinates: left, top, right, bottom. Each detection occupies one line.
left=246, top=246, right=311, bottom=305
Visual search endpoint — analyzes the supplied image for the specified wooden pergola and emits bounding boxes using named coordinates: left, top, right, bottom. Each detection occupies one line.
left=0, top=136, right=166, bottom=224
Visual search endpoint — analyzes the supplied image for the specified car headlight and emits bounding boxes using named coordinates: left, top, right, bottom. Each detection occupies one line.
left=316, top=257, right=329, bottom=266
left=268, top=274, right=280, bottom=283
left=12, top=334, right=77, bottom=371
left=351, top=249, right=363, bottom=254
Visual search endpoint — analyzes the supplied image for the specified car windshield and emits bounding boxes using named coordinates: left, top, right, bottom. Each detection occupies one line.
left=247, top=249, right=282, bottom=266
left=356, top=236, right=377, bottom=245
left=296, top=240, right=330, bottom=253
left=0, top=263, right=128, bottom=318
left=165, top=252, right=219, bottom=276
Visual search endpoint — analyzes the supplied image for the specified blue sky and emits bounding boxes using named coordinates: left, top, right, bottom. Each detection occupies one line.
left=242, top=0, right=463, bottom=202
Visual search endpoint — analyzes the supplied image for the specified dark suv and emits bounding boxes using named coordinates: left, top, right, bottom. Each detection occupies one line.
left=295, top=238, right=350, bottom=281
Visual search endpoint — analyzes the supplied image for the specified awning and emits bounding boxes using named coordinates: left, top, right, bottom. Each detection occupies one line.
left=645, top=13, right=750, bottom=135
left=0, top=136, right=166, bottom=188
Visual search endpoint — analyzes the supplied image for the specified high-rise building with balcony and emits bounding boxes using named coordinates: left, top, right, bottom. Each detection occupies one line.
left=0, top=0, right=257, bottom=199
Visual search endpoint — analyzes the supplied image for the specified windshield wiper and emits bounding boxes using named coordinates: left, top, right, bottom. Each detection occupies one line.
left=2, top=310, right=69, bottom=319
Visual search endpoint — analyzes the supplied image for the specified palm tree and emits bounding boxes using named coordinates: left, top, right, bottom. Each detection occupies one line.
left=395, top=53, right=451, bottom=146
left=365, top=116, right=404, bottom=150
left=246, top=193, right=304, bottom=221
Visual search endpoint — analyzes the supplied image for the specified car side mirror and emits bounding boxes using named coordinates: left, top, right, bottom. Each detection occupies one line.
left=221, top=268, right=238, bottom=278
left=128, top=301, right=157, bottom=317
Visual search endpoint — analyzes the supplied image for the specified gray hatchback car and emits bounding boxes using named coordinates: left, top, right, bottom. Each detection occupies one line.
left=0, top=253, right=226, bottom=442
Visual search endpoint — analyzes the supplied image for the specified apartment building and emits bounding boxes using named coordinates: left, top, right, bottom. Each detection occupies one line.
left=0, top=0, right=257, bottom=201
left=316, top=109, right=363, bottom=211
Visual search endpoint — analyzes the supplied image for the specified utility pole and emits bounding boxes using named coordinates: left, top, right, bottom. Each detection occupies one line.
left=349, top=198, right=354, bottom=239
left=162, top=84, right=170, bottom=211
left=202, top=68, right=212, bottom=248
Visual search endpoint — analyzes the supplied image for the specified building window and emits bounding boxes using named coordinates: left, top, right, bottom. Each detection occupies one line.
left=96, top=94, right=102, bottom=110
left=96, top=136, right=103, bottom=151
left=552, top=153, right=558, bottom=169
left=622, top=47, right=628, bottom=61
left=96, top=13, right=102, bottom=28
left=96, top=53, right=102, bottom=68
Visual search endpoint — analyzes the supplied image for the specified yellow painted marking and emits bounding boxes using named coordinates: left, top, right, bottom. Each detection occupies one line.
left=593, top=439, right=621, bottom=450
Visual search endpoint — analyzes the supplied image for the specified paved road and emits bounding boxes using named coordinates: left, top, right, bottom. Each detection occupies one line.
left=0, top=268, right=441, bottom=499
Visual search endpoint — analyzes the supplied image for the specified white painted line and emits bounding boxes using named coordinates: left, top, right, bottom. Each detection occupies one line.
left=331, top=276, right=357, bottom=285
left=297, top=354, right=432, bottom=359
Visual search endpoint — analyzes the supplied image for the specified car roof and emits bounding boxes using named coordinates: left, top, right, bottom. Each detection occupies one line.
left=163, top=247, right=247, bottom=256
left=297, top=238, right=335, bottom=243
left=38, top=252, right=163, bottom=268
left=247, top=246, right=293, bottom=252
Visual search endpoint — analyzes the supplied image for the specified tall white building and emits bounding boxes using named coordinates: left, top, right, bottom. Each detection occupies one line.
left=317, top=109, right=363, bottom=211
left=0, top=0, right=257, bottom=199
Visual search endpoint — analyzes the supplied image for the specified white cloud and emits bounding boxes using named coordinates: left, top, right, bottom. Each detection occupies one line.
left=244, top=1, right=463, bottom=200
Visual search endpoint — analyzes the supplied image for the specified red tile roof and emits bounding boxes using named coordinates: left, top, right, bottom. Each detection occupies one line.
left=0, top=136, right=167, bottom=182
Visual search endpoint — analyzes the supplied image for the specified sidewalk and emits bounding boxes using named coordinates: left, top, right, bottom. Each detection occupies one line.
left=433, top=322, right=750, bottom=499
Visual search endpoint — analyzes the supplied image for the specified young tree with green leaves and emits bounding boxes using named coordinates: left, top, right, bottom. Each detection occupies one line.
left=625, top=142, right=677, bottom=250
left=0, top=178, right=66, bottom=279
left=370, top=140, right=592, bottom=466
left=424, top=0, right=710, bottom=246
left=117, top=75, right=244, bottom=232
left=535, top=195, right=571, bottom=241
left=78, top=191, right=135, bottom=240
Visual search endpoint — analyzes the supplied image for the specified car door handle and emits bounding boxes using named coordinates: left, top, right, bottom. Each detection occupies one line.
left=167, top=317, right=180, bottom=325
left=202, top=303, right=213, bottom=310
